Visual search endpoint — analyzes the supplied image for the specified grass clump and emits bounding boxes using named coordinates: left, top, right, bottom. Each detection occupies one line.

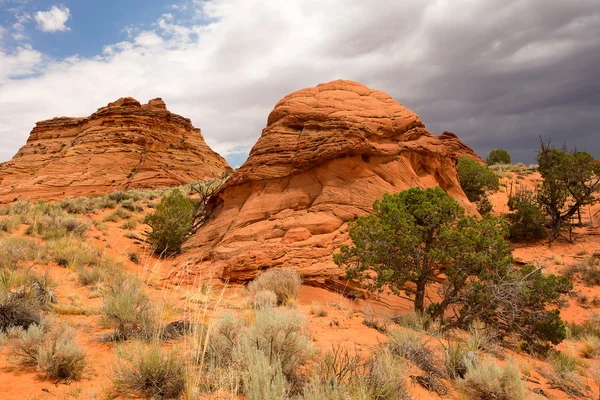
left=101, top=276, right=155, bottom=341
left=461, top=358, right=526, bottom=400
left=310, top=301, right=328, bottom=317
left=540, top=351, right=586, bottom=397
left=248, top=268, right=302, bottom=306
left=113, top=342, right=185, bottom=399
left=579, top=334, right=600, bottom=358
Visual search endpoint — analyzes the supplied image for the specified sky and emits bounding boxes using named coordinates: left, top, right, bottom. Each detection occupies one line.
left=0, top=0, right=599, bottom=167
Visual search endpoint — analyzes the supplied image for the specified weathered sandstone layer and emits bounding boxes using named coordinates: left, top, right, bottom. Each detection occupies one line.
left=0, top=98, right=232, bottom=203
left=184, top=80, right=482, bottom=289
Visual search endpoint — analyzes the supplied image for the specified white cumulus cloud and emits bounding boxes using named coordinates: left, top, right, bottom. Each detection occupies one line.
left=0, top=0, right=599, bottom=166
left=34, top=5, right=70, bottom=32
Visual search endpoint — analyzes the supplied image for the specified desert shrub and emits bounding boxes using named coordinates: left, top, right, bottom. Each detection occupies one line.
left=240, top=346, right=289, bottom=400
left=314, top=344, right=364, bottom=387
left=242, top=308, right=314, bottom=384
left=120, top=219, right=138, bottom=230
left=0, top=217, right=18, bottom=233
left=4, top=320, right=85, bottom=380
left=461, top=358, right=526, bottom=400
left=120, top=199, right=142, bottom=212
left=103, top=207, right=131, bottom=222
left=506, top=186, right=546, bottom=241
left=77, top=254, right=121, bottom=286
left=143, top=189, right=195, bottom=255
left=59, top=197, right=95, bottom=214
left=247, top=268, right=302, bottom=306
left=101, top=276, right=155, bottom=341
left=564, top=256, right=600, bottom=286
left=457, top=157, right=500, bottom=203
left=37, top=324, right=86, bottom=380
left=251, top=289, right=278, bottom=309
left=204, top=312, right=243, bottom=367
left=0, top=293, right=42, bottom=332
left=202, top=308, right=313, bottom=394
left=30, top=215, right=90, bottom=240
left=486, top=149, right=512, bottom=165
left=0, top=236, right=42, bottom=269
left=113, top=343, right=185, bottom=399
left=48, top=238, right=101, bottom=269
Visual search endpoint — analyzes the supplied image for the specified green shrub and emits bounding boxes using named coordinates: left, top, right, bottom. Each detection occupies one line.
left=506, top=186, right=546, bottom=241
left=143, top=189, right=195, bottom=255
left=248, top=269, right=302, bottom=306
left=30, top=215, right=90, bottom=240
left=457, top=157, right=500, bottom=203
left=486, top=149, right=511, bottom=165
left=112, top=343, right=185, bottom=399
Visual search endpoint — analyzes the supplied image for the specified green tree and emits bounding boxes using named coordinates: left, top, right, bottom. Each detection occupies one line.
left=457, top=157, right=499, bottom=213
left=486, top=149, right=511, bottom=165
left=144, top=189, right=195, bottom=255
left=335, top=187, right=571, bottom=349
left=536, top=140, right=600, bottom=242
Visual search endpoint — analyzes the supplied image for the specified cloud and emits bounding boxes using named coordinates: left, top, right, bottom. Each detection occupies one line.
left=1, top=0, right=599, bottom=165
left=34, top=5, right=70, bottom=32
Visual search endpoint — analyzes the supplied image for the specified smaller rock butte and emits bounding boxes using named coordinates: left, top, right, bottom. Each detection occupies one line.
left=183, top=80, right=483, bottom=290
left=0, top=97, right=232, bottom=203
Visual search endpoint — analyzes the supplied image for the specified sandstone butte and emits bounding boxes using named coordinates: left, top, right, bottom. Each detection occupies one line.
left=0, top=97, right=232, bottom=203
left=184, top=80, right=483, bottom=291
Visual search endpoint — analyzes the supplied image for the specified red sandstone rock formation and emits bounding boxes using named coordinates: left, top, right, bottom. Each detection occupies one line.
left=0, top=98, right=232, bottom=203
left=183, top=80, right=482, bottom=289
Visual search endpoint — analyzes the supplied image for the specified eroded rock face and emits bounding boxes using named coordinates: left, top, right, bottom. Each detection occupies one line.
left=0, top=97, right=232, bottom=203
left=184, top=80, right=482, bottom=288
